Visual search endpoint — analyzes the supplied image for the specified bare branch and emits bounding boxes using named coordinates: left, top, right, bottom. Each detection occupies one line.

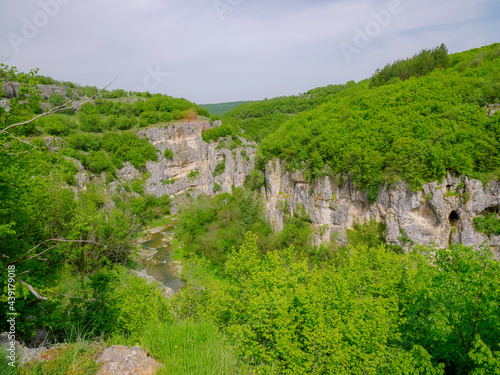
left=19, top=280, right=49, bottom=301
left=1, top=77, right=117, bottom=143
left=11, top=238, right=105, bottom=265
left=1, top=130, right=40, bottom=149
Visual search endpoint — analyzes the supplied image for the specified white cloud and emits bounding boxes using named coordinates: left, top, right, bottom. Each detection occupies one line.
left=0, top=0, right=498, bottom=103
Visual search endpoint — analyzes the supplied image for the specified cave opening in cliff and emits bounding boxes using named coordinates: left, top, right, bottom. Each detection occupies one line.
left=449, top=211, right=459, bottom=225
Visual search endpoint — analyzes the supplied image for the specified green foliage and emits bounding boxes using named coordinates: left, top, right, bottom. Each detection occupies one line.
left=164, top=148, right=174, bottom=159
left=400, top=244, right=500, bottom=374
left=131, top=178, right=145, bottom=195
left=176, top=189, right=271, bottom=268
left=212, top=160, right=225, bottom=176
left=257, top=43, right=500, bottom=198
left=188, top=170, right=200, bottom=180
left=473, top=212, right=500, bottom=236
left=221, top=84, right=349, bottom=142
left=244, top=169, right=266, bottom=191
left=48, top=93, right=67, bottom=108
left=38, top=115, right=73, bottom=136
left=83, top=266, right=171, bottom=340
left=182, top=233, right=445, bottom=374
left=200, top=101, right=253, bottom=117
left=346, top=218, right=387, bottom=249
left=139, top=110, right=159, bottom=127
left=176, top=230, right=500, bottom=374
left=142, top=320, right=250, bottom=375
left=469, top=336, right=500, bottom=374
left=162, top=178, right=176, bottom=185
left=370, top=44, right=450, bottom=87
left=67, top=132, right=159, bottom=172
left=1, top=64, right=42, bottom=136
left=115, top=115, right=136, bottom=130
left=197, top=107, right=210, bottom=117
left=202, top=124, right=235, bottom=143
left=78, top=113, right=102, bottom=133
left=213, top=182, right=221, bottom=193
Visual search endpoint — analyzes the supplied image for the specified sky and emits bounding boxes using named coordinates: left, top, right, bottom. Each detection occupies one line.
left=0, top=0, right=499, bottom=104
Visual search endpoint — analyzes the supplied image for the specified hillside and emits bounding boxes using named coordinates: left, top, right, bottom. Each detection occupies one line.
left=1, top=44, right=500, bottom=375
left=199, top=100, right=254, bottom=116
left=207, top=43, right=500, bottom=203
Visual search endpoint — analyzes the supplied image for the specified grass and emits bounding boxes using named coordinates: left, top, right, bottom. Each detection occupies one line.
left=14, top=326, right=105, bottom=375
left=141, top=320, right=255, bottom=375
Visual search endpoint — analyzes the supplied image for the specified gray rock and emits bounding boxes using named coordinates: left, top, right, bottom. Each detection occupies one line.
left=135, top=122, right=256, bottom=199
left=96, top=345, right=162, bottom=375
left=265, top=159, right=500, bottom=255
left=0, top=332, right=49, bottom=366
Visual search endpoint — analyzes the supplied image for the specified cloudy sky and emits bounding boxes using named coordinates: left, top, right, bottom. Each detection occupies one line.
left=0, top=0, right=499, bottom=104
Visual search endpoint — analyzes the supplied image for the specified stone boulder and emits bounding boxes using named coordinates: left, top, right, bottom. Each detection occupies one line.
left=96, top=345, right=162, bottom=375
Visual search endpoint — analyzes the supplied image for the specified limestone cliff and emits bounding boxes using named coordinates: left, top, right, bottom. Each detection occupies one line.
left=112, top=121, right=256, bottom=203
left=264, top=160, right=500, bottom=255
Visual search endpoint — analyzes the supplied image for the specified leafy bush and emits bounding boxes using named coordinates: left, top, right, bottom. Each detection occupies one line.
left=164, top=148, right=174, bottom=159
left=188, top=170, right=199, bottom=180
left=159, top=111, right=173, bottom=123
left=162, top=178, right=176, bottom=185
left=48, top=93, right=67, bottom=108
left=115, top=116, right=135, bottom=131
left=142, top=321, right=249, bottom=375
left=139, top=111, right=159, bottom=127
left=68, top=133, right=101, bottom=152
left=244, top=169, right=266, bottom=191
left=202, top=124, right=235, bottom=143
left=131, top=178, right=145, bottom=195
left=346, top=218, right=387, bottom=249
left=213, top=182, right=221, bottom=193
left=78, top=113, right=102, bottom=132
left=212, top=161, right=225, bottom=176
left=473, top=212, right=500, bottom=236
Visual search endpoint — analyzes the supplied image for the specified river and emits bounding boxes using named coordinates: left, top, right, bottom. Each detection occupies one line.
left=139, top=222, right=183, bottom=294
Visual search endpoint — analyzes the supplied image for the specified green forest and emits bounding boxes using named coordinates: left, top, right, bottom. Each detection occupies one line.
left=1, top=43, right=500, bottom=375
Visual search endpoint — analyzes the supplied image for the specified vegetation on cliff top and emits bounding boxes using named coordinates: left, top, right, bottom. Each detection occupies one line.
left=205, top=43, right=500, bottom=202
left=1, top=44, right=500, bottom=375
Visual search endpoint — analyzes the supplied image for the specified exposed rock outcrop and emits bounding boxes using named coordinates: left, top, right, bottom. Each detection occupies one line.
left=96, top=345, right=162, bottom=375
left=265, top=160, right=500, bottom=255
left=0, top=332, right=49, bottom=366
left=1, top=82, right=66, bottom=100
left=132, top=121, right=256, bottom=199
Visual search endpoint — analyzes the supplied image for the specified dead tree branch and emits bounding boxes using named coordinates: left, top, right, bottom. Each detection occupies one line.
left=19, top=280, right=49, bottom=301
left=11, top=238, right=105, bottom=265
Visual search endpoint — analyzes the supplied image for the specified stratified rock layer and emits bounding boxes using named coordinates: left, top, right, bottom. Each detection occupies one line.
left=264, top=160, right=500, bottom=255
left=134, top=121, right=256, bottom=199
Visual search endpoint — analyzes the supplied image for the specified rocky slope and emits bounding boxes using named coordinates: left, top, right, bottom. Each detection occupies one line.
left=107, top=121, right=256, bottom=207
left=264, top=160, right=500, bottom=256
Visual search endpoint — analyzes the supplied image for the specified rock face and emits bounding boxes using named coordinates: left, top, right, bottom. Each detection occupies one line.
left=265, top=160, right=500, bottom=255
left=1, top=82, right=66, bottom=100
left=0, top=332, right=49, bottom=366
left=133, top=121, right=256, bottom=199
left=96, top=345, right=162, bottom=375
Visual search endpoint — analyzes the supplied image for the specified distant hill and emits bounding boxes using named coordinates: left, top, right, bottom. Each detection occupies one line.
left=202, top=43, right=500, bottom=202
left=200, top=101, right=254, bottom=117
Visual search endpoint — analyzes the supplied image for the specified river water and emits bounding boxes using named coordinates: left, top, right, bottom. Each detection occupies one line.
left=140, top=223, right=183, bottom=293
